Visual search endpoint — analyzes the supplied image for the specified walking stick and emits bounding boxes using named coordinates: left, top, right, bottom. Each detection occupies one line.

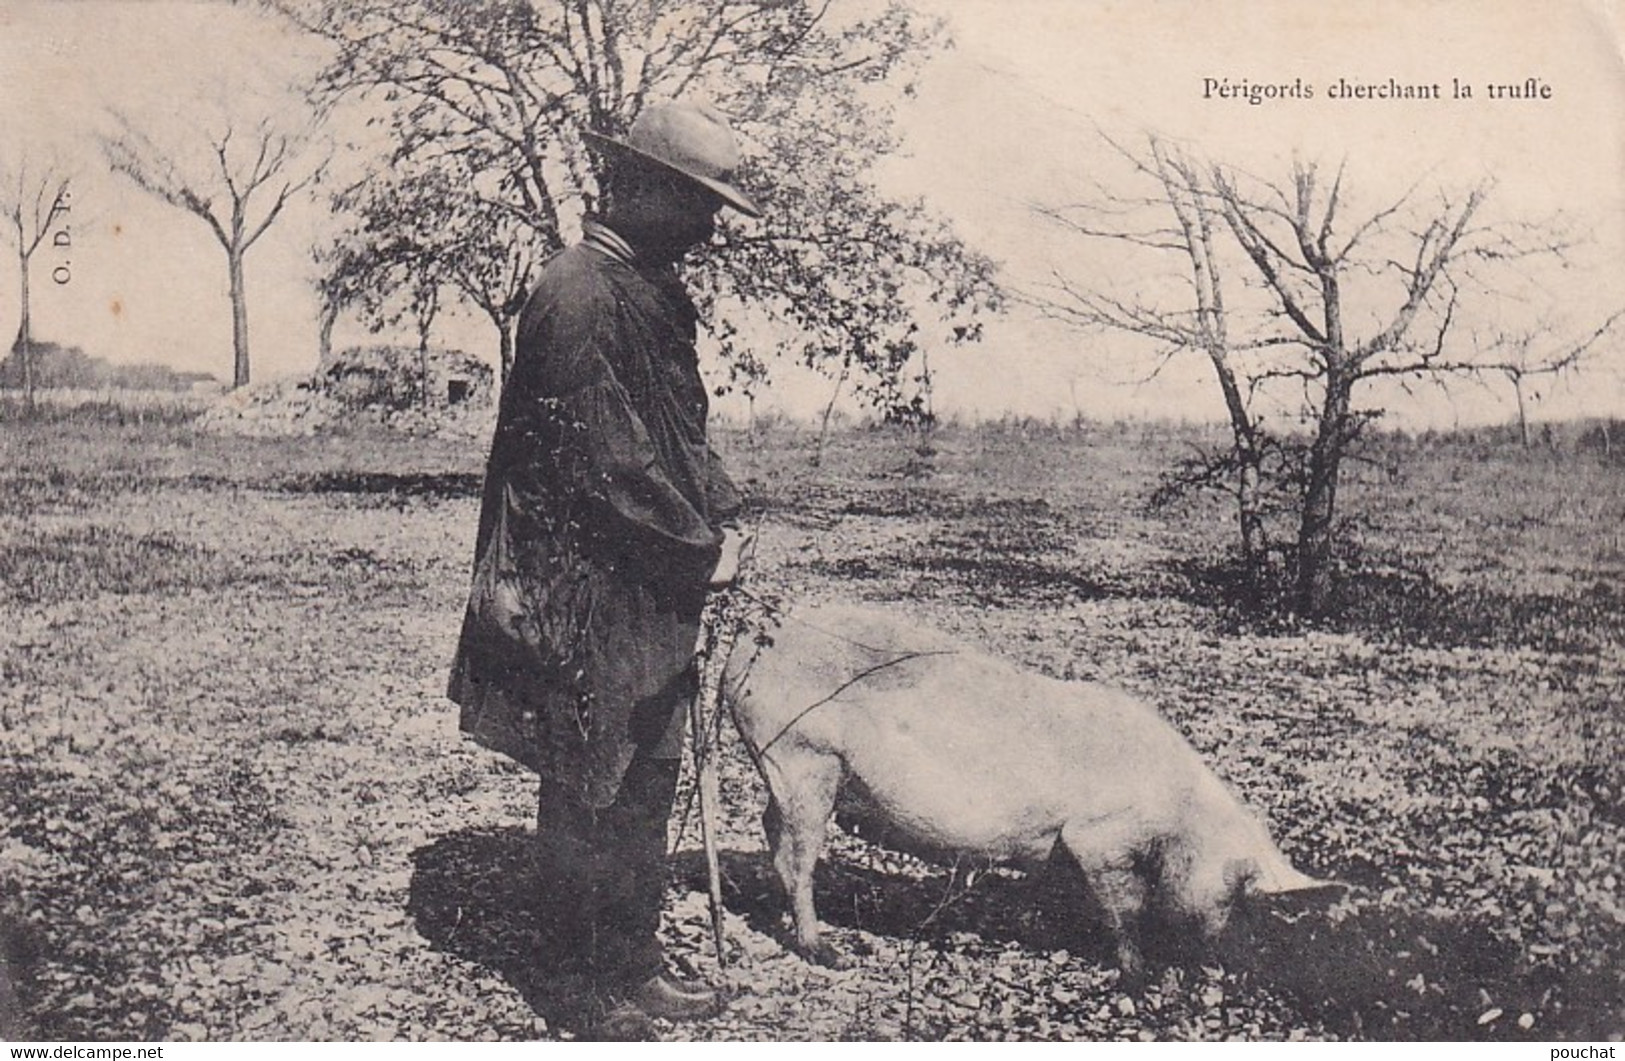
left=688, top=663, right=728, bottom=965
left=690, top=529, right=756, bottom=966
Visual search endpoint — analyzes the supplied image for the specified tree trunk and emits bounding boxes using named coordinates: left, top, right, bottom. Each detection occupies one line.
left=1236, top=440, right=1263, bottom=568
left=1208, top=350, right=1263, bottom=568
left=1511, top=373, right=1530, bottom=448
left=228, top=249, right=250, bottom=389
left=1295, top=376, right=1353, bottom=616
left=497, top=319, right=516, bottom=386
left=416, top=299, right=437, bottom=412
left=317, top=297, right=339, bottom=367
left=918, top=347, right=935, bottom=427
left=814, top=357, right=850, bottom=469
left=17, top=250, right=34, bottom=414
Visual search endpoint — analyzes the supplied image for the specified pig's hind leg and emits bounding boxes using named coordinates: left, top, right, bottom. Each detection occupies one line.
left=761, top=748, right=846, bottom=966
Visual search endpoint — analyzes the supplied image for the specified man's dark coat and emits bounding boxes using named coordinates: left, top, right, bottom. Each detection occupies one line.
left=448, top=226, right=741, bottom=807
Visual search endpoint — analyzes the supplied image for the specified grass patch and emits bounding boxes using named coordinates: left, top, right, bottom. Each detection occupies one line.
left=273, top=470, right=483, bottom=503
left=0, top=396, right=205, bottom=428
left=0, top=525, right=230, bottom=605
left=1169, top=550, right=1625, bottom=653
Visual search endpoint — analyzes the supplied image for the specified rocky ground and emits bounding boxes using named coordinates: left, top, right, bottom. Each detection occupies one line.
left=0, top=418, right=1620, bottom=1041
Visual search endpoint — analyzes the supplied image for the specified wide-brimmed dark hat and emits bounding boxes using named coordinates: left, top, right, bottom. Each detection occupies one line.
left=582, top=101, right=761, bottom=218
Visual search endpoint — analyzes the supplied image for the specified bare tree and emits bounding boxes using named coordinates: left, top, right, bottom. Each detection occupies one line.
left=102, top=114, right=322, bottom=389
left=1034, top=137, right=1272, bottom=569
left=1472, top=316, right=1621, bottom=447
left=1, top=158, right=72, bottom=412
left=1035, top=133, right=1617, bottom=616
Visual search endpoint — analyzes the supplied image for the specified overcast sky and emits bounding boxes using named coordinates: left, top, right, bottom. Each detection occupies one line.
left=1, top=0, right=1621, bottom=425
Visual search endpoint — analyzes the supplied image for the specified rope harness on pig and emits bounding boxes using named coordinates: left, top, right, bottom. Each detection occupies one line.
left=697, top=583, right=960, bottom=761
left=751, top=648, right=959, bottom=759
left=683, top=573, right=964, bottom=844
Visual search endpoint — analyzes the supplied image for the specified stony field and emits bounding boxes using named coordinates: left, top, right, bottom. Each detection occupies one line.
left=0, top=415, right=1620, bottom=1041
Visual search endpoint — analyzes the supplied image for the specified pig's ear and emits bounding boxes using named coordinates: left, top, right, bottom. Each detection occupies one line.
left=1250, top=859, right=1347, bottom=897
left=1231, top=845, right=1345, bottom=896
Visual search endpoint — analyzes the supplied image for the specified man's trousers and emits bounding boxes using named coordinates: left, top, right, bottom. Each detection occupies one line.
left=534, top=751, right=682, bottom=994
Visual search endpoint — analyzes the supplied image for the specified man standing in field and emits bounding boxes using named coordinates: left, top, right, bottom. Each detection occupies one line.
left=447, top=101, right=757, bottom=1039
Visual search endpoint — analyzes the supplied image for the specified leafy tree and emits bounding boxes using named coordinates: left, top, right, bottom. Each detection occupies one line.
left=322, top=157, right=540, bottom=379
left=102, top=113, right=323, bottom=389
left=275, top=0, right=997, bottom=397
left=1035, top=133, right=1618, bottom=616
left=1, top=157, right=71, bottom=413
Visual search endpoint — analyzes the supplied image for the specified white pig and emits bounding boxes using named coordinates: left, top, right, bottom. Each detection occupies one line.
left=722, top=603, right=1332, bottom=976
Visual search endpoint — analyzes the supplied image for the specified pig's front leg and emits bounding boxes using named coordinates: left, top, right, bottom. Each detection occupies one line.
left=1061, top=823, right=1148, bottom=986
left=763, top=751, right=848, bottom=967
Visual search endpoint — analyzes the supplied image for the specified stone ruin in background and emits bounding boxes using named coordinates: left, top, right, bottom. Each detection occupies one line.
left=197, top=345, right=497, bottom=440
